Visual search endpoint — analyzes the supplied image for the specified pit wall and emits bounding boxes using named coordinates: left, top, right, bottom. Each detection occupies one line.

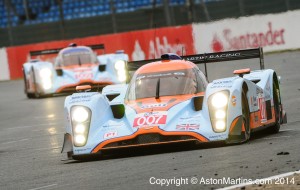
left=2, top=10, right=300, bottom=81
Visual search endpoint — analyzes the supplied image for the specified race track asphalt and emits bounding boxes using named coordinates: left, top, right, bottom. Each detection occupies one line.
left=0, top=51, right=299, bottom=190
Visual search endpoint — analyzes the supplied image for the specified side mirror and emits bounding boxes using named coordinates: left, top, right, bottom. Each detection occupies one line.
left=56, top=69, right=63, bottom=76
left=110, top=104, right=125, bottom=119
left=99, top=65, right=106, bottom=72
left=193, top=96, right=204, bottom=111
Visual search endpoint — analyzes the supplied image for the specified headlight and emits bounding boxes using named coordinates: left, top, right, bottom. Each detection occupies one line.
left=71, top=106, right=92, bottom=147
left=211, top=92, right=228, bottom=108
left=74, top=124, right=86, bottom=134
left=39, top=68, right=52, bottom=78
left=114, top=60, right=125, bottom=70
left=215, top=110, right=226, bottom=119
left=215, top=120, right=226, bottom=131
left=39, top=68, right=52, bottom=90
left=72, top=107, right=89, bottom=122
left=117, top=69, right=127, bottom=82
left=118, top=74, right=126, bottom=82
left=74, top=135, right=86, bottom=146
left=209, top=91, right=229, bottom=133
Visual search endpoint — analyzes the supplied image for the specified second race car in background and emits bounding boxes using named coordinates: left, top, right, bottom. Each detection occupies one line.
left=61, top=48, right=287, bottom=160
left=23, top=43, right=128, bottom=98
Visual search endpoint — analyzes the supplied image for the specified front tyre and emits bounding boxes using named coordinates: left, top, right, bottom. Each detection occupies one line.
left=242, top=91, right=251, bottom=142
left=32, top=67, right=42, bottom=98
left=268, top=83, right=281, bottom=133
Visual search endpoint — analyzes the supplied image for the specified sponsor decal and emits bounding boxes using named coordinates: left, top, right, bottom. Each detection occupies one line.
left=211, top=80, right=233, bottom=88
left=258, top=94, right=267, bottom=123
left=179, top=116, right=199, bottom=120
left=231, top=95, right=237, bottom=106
left=255, top=115, right=259, bottom=122
left=186, top=53, right=241, bottom=62
left=71, top=94, right=94, bottom=99
left=133, top=111, right=167, bottom=128
left=140, top=103, right=167, bottom=109
left=74, top=148, right=92, bottom=152
left=74, top=70, right=93, bottom=80
left=104, top=131, right=118, bottom=139
left=209, top=134, right=227, bottom=140
left=176, top=124, right=200, bottom=131
left=102, top=124, right=122, bottom=129
left=70, top=93, right=96, bottom=103
left=256, top=87, right=263, bottom=95
left=253, top=96, right=258, bottom=107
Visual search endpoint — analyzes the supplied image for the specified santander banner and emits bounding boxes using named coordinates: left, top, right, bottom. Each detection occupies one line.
left=6, top=25, right=195, bottom=79
left=193, top=10, right=300, bottom=53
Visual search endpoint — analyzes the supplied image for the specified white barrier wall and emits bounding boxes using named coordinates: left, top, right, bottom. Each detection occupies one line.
left=0, top=48, right=10, bottom=81
left=193, top=10, right=300, bottom=53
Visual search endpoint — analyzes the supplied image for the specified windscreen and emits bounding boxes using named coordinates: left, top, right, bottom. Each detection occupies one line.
left=62, top=48, right=93, bottom=66
left=126, top=69, right=205, bottom=100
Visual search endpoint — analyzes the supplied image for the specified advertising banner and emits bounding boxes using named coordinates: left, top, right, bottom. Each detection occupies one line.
left=6, top=25, right=195, bottom=79
left=193, top=10, right=300, bottom=53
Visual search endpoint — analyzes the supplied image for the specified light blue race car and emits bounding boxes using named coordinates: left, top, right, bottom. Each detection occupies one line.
left=23, top=43, right=128, bottom=98
left=61, top=48, right=287, bottom=160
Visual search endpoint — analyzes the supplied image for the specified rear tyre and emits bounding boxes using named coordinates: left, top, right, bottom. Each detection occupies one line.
left=268, top=83, right=281, bottom=134
left=242, top=91, right=251, bottom=142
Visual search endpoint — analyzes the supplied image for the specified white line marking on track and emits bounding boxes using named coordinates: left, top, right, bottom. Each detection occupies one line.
left=27, top=184, right=57, bottom=190
left=262, top=135, right=290, bottom=140
left=1, top=138, right=29, bottom=145
left=217, top=170, right=300, bottom=190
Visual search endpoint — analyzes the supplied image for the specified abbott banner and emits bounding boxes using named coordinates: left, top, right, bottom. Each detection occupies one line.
left=6, top=25, right=195, bottom=79
left=193, top=10, right=300, bottom=53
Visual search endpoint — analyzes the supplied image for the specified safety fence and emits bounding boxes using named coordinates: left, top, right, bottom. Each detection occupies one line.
left=1, top=10, right=300, bottom=81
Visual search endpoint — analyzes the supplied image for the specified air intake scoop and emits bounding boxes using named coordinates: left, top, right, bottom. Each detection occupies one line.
left=161, top=53, right=182, bottom=61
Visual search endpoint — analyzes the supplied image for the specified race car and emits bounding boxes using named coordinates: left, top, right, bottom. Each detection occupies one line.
left=61, top=48, right=287, bottom=160
left=23, top=43, right=128, bottom=98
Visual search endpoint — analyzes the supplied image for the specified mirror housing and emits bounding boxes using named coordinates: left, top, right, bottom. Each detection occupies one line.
left=193, top=96, right=204, bottom=111
left=56, top=68, right=63, bottom=76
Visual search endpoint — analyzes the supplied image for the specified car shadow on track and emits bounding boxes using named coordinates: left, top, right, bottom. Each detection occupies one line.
left=63, top=141, right=228, bottom=164
left=63, top=126, right=291, bottom=164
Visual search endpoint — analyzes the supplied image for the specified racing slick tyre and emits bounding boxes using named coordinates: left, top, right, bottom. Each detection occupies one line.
left=32, top=67, right=42, bottom=98
left=23, top=67, right=35, bottom=99
left=226, top=91, right=250, bottom=144
left=241, top=91, right=251, bottom=142
left=268, top=83, right=281, bottom=134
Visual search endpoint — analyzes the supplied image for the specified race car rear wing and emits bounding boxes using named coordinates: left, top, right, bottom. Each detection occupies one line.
left=29, top=44, right=105, bottom=57
left=126, top=47, right=264, bottom=80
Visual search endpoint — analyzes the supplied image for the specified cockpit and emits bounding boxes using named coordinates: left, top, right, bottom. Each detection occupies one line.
left=55, top=47, right=99, bottom=67
left=126, top=68, right=207, bottom=101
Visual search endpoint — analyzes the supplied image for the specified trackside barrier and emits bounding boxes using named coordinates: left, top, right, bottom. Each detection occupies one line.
left=2, top=10, right=300, bottom=81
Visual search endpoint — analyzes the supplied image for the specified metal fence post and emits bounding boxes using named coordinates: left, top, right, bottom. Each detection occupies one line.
left=4, top=0, right=14, bottom=46
left=110, top=0, right=117, bottom=33
left=285, top=0, right=290, bottom=11
left=57, top=0, right=65, bottom=39
left=163, top=0, right=172, bottom=26
left=201, top=0, right=211, bottom=21
left=239, top=0, right=245, bottom=16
